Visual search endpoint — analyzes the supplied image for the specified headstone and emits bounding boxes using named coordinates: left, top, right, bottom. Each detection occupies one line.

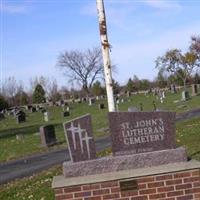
left=16, top=134, right=24, bottom=141
left=192, top=84, right=198, bottom=96
left=89, top=98, right=95, bottom=106
left=63, top=114, right=96, bottom=162
left=44, top=111, right=49, bottom=122
left=0, top=113, right=5, bottom=120
left=153, top=101, right=157, bottom=111
left=128, top=107, right=138, bottom=112
left=170, top=84, right=176, bottom=93
left=16, top=111, right=26, bottom=123
left=108, top=112, right=176, bottom=156
left=27, top=105, right=32, bottom=110
left=140, top=103, right=143, bottom=111
left=126, top=91, right=131, bottom=97
left=99, top=103, right=105, bottom=109
left=31, top=107, right=36, bottom=113
left=41, top=108, right=46, bottom=113
left=63, top=111, right=70, bottom=117
left=182, top=91, right=189, bottom=101
left=40, top=125, right=57, bottom=147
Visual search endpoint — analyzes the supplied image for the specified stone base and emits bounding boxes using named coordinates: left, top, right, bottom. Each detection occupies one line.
left=63, top=147, right=187, bottom=178
left=53, top=160, right=200, bottom=200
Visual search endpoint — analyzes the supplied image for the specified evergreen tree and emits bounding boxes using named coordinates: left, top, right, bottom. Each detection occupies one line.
left=126, top=78, right=134, bottom=92
left=0, top=95, right=8, bottom=111
left=92, top=81, right=104, bottom=96
left=32, top=84, right=46, bottom=103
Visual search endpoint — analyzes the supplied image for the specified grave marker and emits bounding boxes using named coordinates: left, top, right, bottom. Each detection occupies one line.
left=63, top=114, right=96, bottom=162
left=40, top=125, right=57, bottom=147
left=109, top=112, right=176, bottom=156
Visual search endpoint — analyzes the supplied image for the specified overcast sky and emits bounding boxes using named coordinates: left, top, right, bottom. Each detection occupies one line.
left=1, top=0, right=200, bottom=90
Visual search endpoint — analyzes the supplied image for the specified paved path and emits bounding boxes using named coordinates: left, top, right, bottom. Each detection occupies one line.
left=0, top=136, right=111, bottom=185
left=0, top=108, right=200, bottom=185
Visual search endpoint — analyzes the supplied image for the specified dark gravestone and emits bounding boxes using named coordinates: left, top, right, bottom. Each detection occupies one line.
left=89, top=98, right=95, bottom=106
left=192, top=84, right=198, bottom=96
left=41, top=108, right=46, bottom=113
left=27, top=105, right=32, bottom=111
left=31, top=107, right=36, bottom=112
left=108, top=112, right=176, bottom=156
left=63, top=111, right=70, bottom=117
left=40, top=125, right=57, bottom=147
left=99, top=103, right=105, bottom=110
left=16, top=111, right=26, bottom=124
left=0, top=113, right=5, bottom=120
left=63, top=114, right=96, bottom=162
left=170, top=84, right=176, bottom=93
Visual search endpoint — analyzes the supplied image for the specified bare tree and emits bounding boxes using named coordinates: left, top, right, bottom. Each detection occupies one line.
left=57, top=47, right=104, bottom=95
left=190, top=36, right=200, bottom=56
left=156, top=49, right=200, bottom=90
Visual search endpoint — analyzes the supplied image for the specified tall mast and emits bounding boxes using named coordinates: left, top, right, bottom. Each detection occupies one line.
left=96, top=0, right=115, bottom=112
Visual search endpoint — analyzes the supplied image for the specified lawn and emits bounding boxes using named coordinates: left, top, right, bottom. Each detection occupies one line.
left=0, top=87, right=200, bottom=162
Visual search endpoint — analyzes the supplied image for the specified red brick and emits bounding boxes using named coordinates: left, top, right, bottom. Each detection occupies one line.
left=116, top=198, right=129, bottom=200
left=185, top=187, right=200, bottom=194
left=101, top=181, right=118, bottom=188
left=138, top=184, right=147, bottom=190
left=82, top=184, right=100, bottom=190
left=176, top=195, right=194, bottom=200
left=74, top=191, right=91, bottom=198
left=174, top=172, right=191, bottom=179
left=64, top=186, right=81, bottom=193
left=159, top=198, right=175, bottom=200
left=55, top=188, right=63, bottom=194
left=156, top=174, right=173, bottom=181
left=148, top=181, right=164, bottom=188
left=184, top=177, right=200, bottom=183
left=193, top=181, right=200, bottom=187
left=93, top=189, right=110, bottom=196
left=121, top=190, right=138, bottom=197
left=110, top=187, right=120, bottom=193
left=157, top=186, right=174, bottom=193
left=166, top=179, right=182, bottom=185
left=56, top=194, right=73, bottom=200
left=149, top=193, right=166, bottom=199
left=85, top=197, right=102, bottom=200
left=192, top=170, right=200, bottom=177
left=195, top=193, right=200, bottom=198
left=138, top=177, right=154, bottom=183
left=103, top=193, right=120, bottom=199
left=131, top=196, right=148, bottom=200
left=175, top=183, right=192, bottom=190
left=139, top=188, right=156, bottom=195
left=167, top=190, right=184, bottom=197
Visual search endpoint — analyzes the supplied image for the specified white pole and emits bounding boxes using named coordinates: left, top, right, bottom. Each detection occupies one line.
left=96, top=0, right=116, bottom=112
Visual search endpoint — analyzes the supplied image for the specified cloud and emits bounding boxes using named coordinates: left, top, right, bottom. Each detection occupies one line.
left=143, top=0, right=181, bottom=10
left=1, top=2, right=30, bottom=14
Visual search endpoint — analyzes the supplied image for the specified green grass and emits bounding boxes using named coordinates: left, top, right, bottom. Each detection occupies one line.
left=0, top=165, right=62, bottom=200
left=0, top=87, right=200, bottom=162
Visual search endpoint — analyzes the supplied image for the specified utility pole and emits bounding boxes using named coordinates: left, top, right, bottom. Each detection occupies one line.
left=96, top=0, right=116, bottom=112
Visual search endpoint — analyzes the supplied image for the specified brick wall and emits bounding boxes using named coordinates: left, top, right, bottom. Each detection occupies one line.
left=54, top=169, right=200, bottom=200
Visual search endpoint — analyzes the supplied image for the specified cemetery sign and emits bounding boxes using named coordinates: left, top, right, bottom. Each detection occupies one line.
left=109, top=112, right=176, bottom=156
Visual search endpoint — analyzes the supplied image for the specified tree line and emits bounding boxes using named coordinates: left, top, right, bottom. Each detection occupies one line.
left=0, top=36, right=200, bottom=111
